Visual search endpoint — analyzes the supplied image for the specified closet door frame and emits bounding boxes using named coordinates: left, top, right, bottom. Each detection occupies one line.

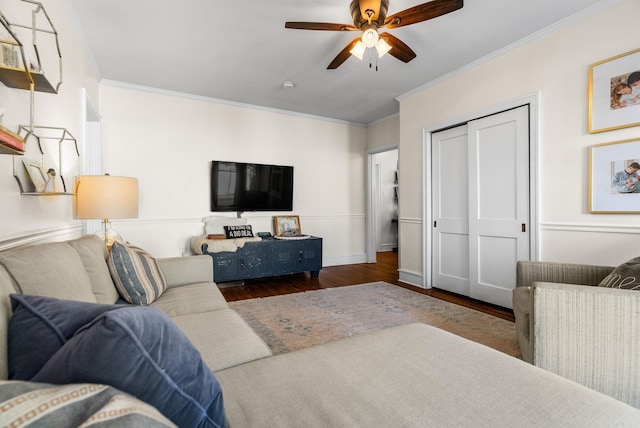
left=422, top=93, right=540, bottom=289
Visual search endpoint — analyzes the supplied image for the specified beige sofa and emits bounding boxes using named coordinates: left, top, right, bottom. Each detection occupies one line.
left=513, top=260, right=640, bottom=409
left=2, top=236, right=640, bottom=427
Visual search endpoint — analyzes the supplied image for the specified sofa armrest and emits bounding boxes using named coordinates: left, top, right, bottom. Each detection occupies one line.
left=516, top=261, right=613, bottom=288
left=532, top=282, right=640, bottom=408
left=157, top=255, right=213, bottom=288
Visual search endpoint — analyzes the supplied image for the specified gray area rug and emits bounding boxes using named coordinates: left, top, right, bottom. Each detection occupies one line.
left=229, top=282, right=520, bottom=357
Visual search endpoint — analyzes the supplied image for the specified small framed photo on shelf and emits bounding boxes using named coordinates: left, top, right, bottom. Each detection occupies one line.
left=589, top=48, right=640, bottom=133
left=22, top=158, right=46, bottom=192
left=589, top=138, right=640, bottom=213
left=0, top=38, right=22, bottom=69
left=273, top=215, right=301, bottom=237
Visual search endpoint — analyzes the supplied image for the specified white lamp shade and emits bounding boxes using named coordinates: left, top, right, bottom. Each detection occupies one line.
left=375, top=38, right=392, bottom=58
left=75, top=175, right=139, bottom=220
left=350, top=41, right=366, bottom=60
left=361, top=28, right=379, bottom=48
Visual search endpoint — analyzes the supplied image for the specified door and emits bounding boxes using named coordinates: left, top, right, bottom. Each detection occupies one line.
left=432, top=125, right=470, bottom=296
left=432, top=106, right=530, bottom=308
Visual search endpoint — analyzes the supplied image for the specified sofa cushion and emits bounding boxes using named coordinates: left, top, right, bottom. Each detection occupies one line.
left=0, top=242, right=96, bottom=302
left=108, top=242, right=167, bottom=305
left=32, top=305, right=227, bottom=428
left=67, top=235, right=120, bottom=304
left=8, top=294, right=122, bottom=380
left=171, top=309, right=272, bottom=372
left=152, top=283, right=229, bottom=316
left=216, top=323, right=640, bottom=427
left=599, top=256, right=640, bottom=290
left=0, top=380, right=176, bottom=427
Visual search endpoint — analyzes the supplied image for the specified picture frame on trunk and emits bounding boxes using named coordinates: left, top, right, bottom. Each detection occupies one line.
left=273, top=215, right=301, bottom=237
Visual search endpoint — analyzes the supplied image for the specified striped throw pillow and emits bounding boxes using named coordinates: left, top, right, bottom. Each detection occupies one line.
left=108, top=242, right=167, bottom=305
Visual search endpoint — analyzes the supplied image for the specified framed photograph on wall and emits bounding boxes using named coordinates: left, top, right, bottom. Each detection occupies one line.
left=590, top=138, right=640, bottom=213
left=589, top=48, right=640, bottom=133
left=273, top=215, right=301, bottom=237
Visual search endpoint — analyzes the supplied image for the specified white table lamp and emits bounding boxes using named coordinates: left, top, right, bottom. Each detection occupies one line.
left=75, top=175, right=139, bottom=247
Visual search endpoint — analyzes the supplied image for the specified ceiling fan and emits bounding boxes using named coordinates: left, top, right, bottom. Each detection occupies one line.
left=285, top=0, right=463, bottom=69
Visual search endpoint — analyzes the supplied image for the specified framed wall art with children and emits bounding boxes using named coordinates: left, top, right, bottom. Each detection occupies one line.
left=589, top=48, right=640, bottom=133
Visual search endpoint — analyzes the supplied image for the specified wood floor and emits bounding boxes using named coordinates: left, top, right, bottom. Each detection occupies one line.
left=220, top=250, right=515, bottom=322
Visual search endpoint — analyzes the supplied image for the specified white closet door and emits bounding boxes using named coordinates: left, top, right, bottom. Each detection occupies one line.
left=431, top=106, right=530, bottom=309
left=468, top=106, right=530, bottom=308
left=431, top=125, right=470, bottom=296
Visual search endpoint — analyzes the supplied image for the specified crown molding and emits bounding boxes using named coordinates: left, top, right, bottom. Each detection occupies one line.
left=100, top=80, right=366, bottom=128
left=397, top=0, right=625, bottom=102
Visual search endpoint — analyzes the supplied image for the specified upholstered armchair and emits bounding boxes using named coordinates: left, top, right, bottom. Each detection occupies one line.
left=513, top=260, right=640, bottom=408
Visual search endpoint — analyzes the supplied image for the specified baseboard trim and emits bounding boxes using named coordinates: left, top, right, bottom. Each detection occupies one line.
left=378, top=244, right=398, bottom=252
left=399, top=269, right=425, bottom=288
left=323, top=253, right=367, bottom=267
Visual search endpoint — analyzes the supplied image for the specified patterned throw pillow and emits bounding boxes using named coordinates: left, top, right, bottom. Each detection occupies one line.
left=598, top=256, right=640, bottom=290
left=0, top=381, right=176, bottom=427
left=107, top=242, right=167, bottom=305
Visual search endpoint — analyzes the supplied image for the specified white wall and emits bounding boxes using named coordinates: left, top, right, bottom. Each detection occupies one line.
left=398, top=0, right=640, bottom=285
left=99, top=83, right=368, bottom=261
left=0, top=0, right=99, bottom=248
left=367, top=114, right=399, bottom=151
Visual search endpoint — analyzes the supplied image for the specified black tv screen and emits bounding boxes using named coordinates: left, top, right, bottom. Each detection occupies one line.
left=211, top=161, right=294, bottom=212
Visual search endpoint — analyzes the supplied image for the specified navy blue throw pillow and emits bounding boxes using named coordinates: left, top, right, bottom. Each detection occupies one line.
left=32, top=305, right=226, bottom=428
left=8, top=294, right=122, bottom=380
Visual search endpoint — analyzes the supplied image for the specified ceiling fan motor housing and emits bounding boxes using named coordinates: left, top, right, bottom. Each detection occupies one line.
left=350, top=0, right=389, bottom=28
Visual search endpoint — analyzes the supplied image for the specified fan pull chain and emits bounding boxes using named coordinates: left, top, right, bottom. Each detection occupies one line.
left=366, top=49, right=379, bottom=72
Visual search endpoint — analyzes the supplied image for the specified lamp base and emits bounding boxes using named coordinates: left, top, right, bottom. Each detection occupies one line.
left=96, top=219, right=124, bottom=249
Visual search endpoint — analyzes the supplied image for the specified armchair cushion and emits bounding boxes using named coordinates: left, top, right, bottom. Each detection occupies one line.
left=598, top=256, right=640, bottom=290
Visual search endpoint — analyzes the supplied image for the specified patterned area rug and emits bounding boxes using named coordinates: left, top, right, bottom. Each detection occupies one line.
left=229, top=282, right=520, bottom=357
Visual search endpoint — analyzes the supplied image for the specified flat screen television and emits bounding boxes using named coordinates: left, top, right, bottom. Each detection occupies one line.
left=210, top=160, right=294, bottom=212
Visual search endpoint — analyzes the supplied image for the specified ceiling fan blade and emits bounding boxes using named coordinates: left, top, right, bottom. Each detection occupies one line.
left=285, top=21, right=358, bottom=31
left=379, top=32, right=416, bottom=63
left=327, top=37, right=361, bottom=69
left=383, top=0, right=463, bottom=29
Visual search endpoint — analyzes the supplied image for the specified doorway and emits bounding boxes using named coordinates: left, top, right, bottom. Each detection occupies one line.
left=366, top=144, right=399, bottom=263
left=423, top=95, right=539, bottom=309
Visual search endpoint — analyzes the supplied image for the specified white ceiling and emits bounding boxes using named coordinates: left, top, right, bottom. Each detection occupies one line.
left=66, top=0, right=608, bottom=124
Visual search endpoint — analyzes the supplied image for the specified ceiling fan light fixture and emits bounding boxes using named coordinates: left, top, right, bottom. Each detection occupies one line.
left=361, top=27, right=379, bottom=48
left=375, top=38, right=391, bottom=58
left=350, top=41, right=366, bottom=60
